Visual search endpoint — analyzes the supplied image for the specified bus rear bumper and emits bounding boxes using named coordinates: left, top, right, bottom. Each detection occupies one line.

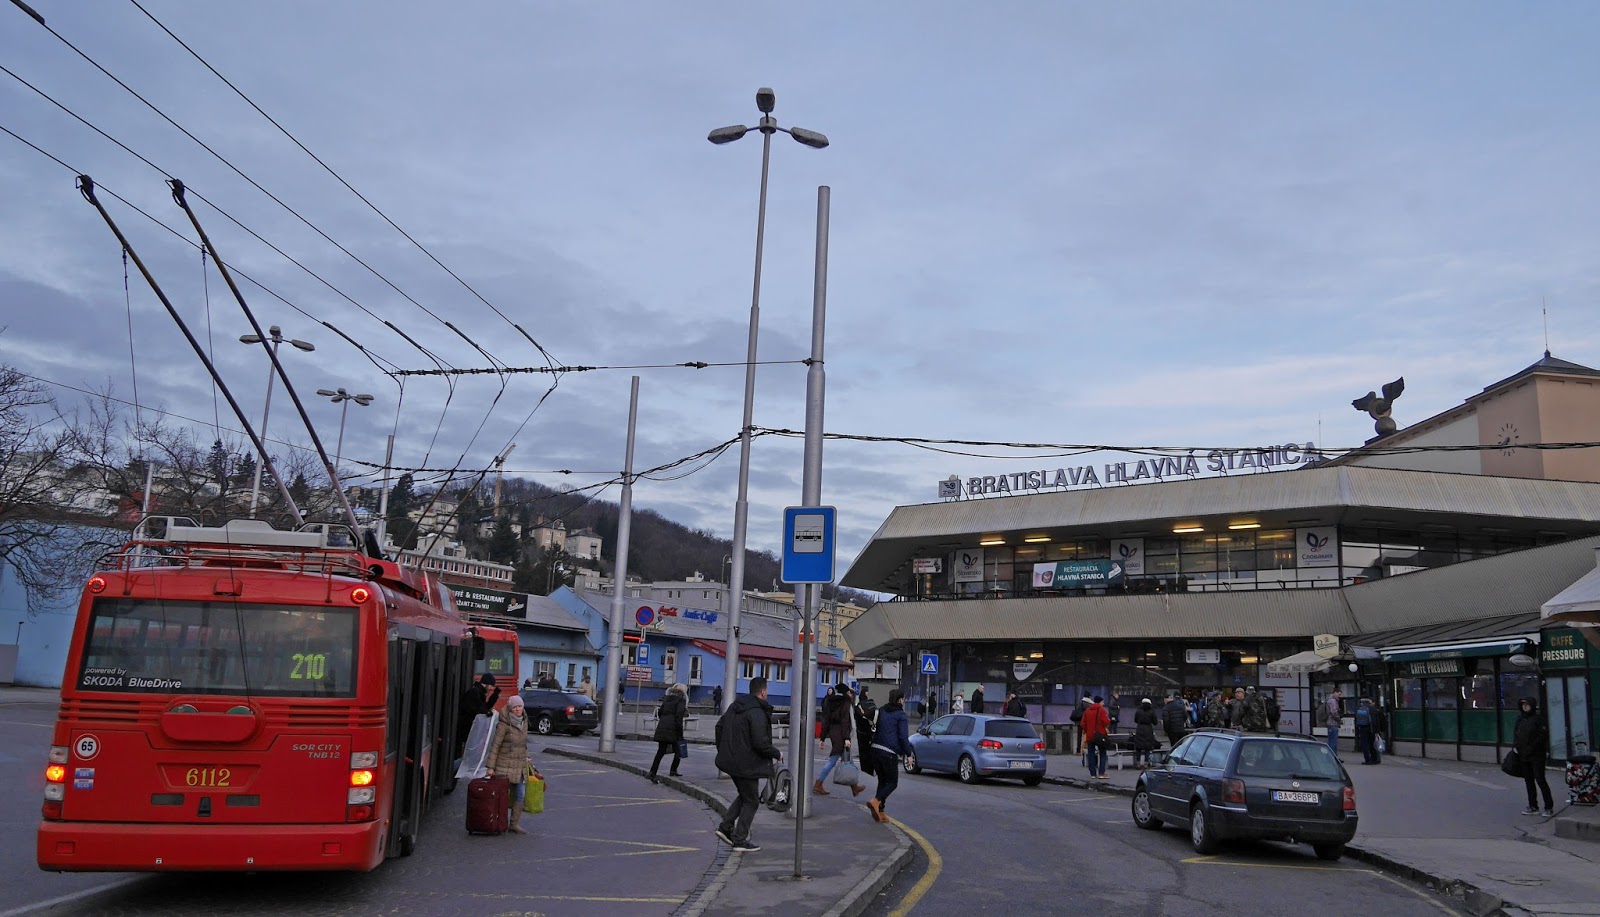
left=38, top=820, right=387, bottom=872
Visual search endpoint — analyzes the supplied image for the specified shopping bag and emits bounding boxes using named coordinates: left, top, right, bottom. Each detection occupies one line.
left=832, top=751, right=861, bottom=787
left=1374, top=735, right=1387, bottom=755
left=676, top=739, right=689, bottom=759
left=455, top=712, right=497, bottom=780
left=1501, top=749, right=1524, bottom=778
left=524, top=770, right=546, bottom=815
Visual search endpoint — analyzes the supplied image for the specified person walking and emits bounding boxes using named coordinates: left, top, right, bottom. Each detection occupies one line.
left=576, top=674, right=595, bottom=700
left=1004, top=692, right=1026, bottom=718
left=1081, top=695, right=1112, bottom=779
left=1354, top=697, right=1378, bottom=765
left=1131, top=698, right=1159, bottom=768
left=1161, top=691, right=1190, bottom=747
left=1071, top=693, right=1092, bottom=759
left=866, top=688, right=913, bottom=823
left=711, top=684, right=723, bottom=715
left=1323, top=689, right=1344, bottom=758
left=649, top=682, right=689, bottom=783
left=971, top=685, right=986, bottom=714
left=1199, top=691, right=1227, bottom=728
left=484, top=694, right=536, bottom=835
left=713, top=676, right=781, bottom=852
left=456, top=673, right=500, bottom=762
left=816, top=684, right=867, bottom=797
left=1225, top=688, right=1247, bottom=728
left=1514, top=697, right=1555, bottom=816
left=951, top=690, right=965, bottom=715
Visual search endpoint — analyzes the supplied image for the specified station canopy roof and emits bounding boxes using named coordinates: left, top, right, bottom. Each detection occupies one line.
left=1541, top=547, right=1600, bottom=626
left=841, top=466, right=1600, bottom=594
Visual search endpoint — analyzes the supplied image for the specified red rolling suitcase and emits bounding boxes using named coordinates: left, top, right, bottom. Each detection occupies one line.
left=466, top=775, right=509, bottom=835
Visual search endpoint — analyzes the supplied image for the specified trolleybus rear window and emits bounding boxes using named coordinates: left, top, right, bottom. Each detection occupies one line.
left=77, top=598, right=357, bottom=697
left=477, top=640, right=515, bottom=682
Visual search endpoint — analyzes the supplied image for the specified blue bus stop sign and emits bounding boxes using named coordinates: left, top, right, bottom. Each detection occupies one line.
left=781, top=506, right=837, bottom=584
left=638, top=643, right=651, bottom=665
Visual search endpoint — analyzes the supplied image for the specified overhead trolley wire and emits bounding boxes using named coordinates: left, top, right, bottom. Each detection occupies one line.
left=127, top=0, right=561, bottom=371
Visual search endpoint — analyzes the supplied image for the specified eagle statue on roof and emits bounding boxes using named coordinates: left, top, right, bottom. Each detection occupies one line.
left=1352, top=377, right=1405, bottom=436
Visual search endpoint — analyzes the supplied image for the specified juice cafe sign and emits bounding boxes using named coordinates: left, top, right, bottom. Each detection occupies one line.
left=937, top=443, right=1323, bottom=498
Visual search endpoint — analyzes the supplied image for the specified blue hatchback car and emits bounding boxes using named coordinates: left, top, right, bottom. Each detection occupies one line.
left=905, top=714, right=1047, bottom=786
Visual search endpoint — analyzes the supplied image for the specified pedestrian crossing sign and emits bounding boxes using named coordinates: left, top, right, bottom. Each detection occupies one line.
left=920, top=652, right=938, bottom=675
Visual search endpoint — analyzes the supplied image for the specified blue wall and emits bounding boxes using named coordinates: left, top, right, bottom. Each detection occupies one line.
left=1, top=560, right=79, bottom=688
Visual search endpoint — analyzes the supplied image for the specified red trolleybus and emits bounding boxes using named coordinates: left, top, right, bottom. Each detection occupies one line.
left=474, top=625, right=519, bottom=708
left=37, top=517, right=479, bottom=872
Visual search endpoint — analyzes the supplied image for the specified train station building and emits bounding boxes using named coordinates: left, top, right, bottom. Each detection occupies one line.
left=841, top=353, right=1600, bottom=763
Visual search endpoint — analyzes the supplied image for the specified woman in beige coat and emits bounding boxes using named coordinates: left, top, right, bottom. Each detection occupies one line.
left=486, top=694, right=537, bottom=834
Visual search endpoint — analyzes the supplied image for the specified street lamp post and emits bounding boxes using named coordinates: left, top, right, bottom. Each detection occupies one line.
left=239, top=325, right=314, bottom=516
left=316, top=388, right=375, bottom=487
left=708, top=87, right=828, bottom=716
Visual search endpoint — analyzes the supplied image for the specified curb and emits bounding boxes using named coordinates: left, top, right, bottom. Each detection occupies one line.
left=1042, top=773, right=1512, bottom=916
left=543, top=746, right=913, bottom=917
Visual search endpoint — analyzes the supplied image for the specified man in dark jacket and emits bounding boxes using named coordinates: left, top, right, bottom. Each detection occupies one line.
left=456, top=673, right=500, bottom=757
left=1514, top=697, right=1554, bottom=816
left=1004, top=693, right=1026, bottom=718
left=1161, top=692, right=1190, bottom=747
left=971, top=685, right=985, bottom=714
left=714, top=676, right=781, bottom=852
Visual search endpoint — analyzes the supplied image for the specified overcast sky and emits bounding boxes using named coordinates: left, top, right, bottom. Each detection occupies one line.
left=3, top=2, right=1598, bottom=576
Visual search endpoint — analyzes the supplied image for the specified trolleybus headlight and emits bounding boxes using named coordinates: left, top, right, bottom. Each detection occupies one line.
left=350, top=769, right=375, bottom=787
left=44, top=784, right=65, bottom=801
left=45, top=765, right=66, bottom=783
left=48, top=746, right=68, bottom=764
left=350, top=587, right=371, bottom=604
left=347, top=787, right=375, bottom=805
left=87, top=576, right=107, bottom=594
left=350, top=752, right=378, bottom=769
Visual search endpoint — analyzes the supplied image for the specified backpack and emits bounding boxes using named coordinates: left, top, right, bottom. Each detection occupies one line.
left=1070, top=703, right=1085, bottom=724
left=1265, top=694, right=1281, bottom=727
left=1355, top=706, right=1371, bottom=727
left=1200, top=700, right=1226, bottom=728
left=1241, top=694, right=1268, bottom=731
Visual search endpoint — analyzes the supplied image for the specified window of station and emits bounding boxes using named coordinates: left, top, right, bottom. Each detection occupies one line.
left=1340, top=527, right=1538, bottom=582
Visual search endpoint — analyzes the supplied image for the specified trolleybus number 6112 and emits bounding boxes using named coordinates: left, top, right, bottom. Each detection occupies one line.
left=186, top=767, right=231, bottom=787
left=290, top=653, right=328, bottom=680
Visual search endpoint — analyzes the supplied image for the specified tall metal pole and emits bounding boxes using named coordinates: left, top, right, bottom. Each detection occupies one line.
left=247, top=339, right=279, bottom=517
left=334, top=399, right=350, bottom=472
left=600, top=376, right=641, bottom=754
left=721, top=118, right=773, bottom=715
left=376, top=434, right=394, bottom=548
left=790, top=186, right=830, bottom=873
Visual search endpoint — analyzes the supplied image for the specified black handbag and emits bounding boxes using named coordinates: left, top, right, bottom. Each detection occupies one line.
left=1501, top=749, right=1524, bottom=778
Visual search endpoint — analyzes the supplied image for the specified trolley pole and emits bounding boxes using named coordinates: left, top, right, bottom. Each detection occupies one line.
left=600, top=377, right=640, bottom=754
left=789, top=185, right=830, bottom=877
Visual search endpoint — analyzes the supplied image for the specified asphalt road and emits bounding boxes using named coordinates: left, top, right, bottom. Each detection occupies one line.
left=0, top=698, right=722, bottom=916
left=855, top=757, right=1467, bottom=917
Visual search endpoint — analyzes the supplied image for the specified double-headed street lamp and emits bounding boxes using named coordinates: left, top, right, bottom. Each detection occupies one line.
left=315, top=387, right=374, bottom=474
left=709, top=87, right=828, bottom=713
left=239, top=325, right=314, bottom=516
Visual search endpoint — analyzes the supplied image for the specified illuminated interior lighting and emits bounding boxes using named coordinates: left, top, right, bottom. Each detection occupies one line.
left=978, top=537, right=1006, bottom=546
left=1023, top=535, right=1051, bottom=543
left=1227, top=522, right=1261, bottom=530
left=1030, top=652, right=1044, bottom=659
left=1172, top=525, right=1204, bottom=534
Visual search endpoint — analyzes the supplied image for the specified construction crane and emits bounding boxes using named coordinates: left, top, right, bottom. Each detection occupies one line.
left=492, top=443, right=516, bottom=517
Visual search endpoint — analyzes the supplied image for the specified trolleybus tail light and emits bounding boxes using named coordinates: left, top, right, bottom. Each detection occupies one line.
left=45, top=764, right=67, bottom=783
left=348, top=786, right=376, bottom=805
left=346, top=803, right=374, bottom=822
left=1343, top=786, right=1357, bottom=811
left=978, top=739, right=1004, bottom=750
left=350, top=769, right=375, bottom=787
left=42, top=800, right=63, bottom=821
left=350, top=752, right=378, bottom=769
left=350, top=586, right=371, bottom=604
left=87, top=576, right=106, bottom=594
left=48, top=745, right=69, bottom=764
left=44, top=783, right=65, bottom=801
left=1222, top=778, right=1247, bottom=804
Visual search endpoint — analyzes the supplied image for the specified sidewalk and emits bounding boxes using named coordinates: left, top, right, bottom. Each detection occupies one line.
left=1044, top=744, right=1600, bottom=917
left=540, top=735, right=910, bottom=917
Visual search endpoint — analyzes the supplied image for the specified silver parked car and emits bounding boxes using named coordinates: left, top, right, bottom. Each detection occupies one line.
left=905, top=714, right=1047, bottom=786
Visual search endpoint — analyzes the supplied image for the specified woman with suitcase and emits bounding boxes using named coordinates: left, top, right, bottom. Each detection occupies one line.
left=485, top=695, right=538, bottom=834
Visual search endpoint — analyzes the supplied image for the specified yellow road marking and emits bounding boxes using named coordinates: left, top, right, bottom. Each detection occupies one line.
left=886, top=818, right=942, bottom=917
